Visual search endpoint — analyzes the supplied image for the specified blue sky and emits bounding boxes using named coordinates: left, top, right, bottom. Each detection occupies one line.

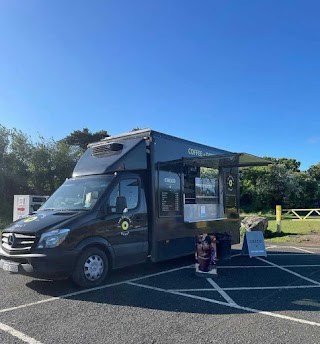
left=0, top=0, right=319, bottom=170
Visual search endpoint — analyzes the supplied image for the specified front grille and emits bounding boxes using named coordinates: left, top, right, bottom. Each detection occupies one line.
left=1, top=232, right=36, bottom=252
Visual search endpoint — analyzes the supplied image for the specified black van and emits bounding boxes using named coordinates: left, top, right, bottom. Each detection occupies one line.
left=0, top=129, right=269, bottom=287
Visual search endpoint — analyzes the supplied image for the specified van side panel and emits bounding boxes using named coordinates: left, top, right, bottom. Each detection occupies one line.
left=149, top=132, right=240, bottom=262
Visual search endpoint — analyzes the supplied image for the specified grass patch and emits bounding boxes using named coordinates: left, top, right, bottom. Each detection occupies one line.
left=241, top=212, right=320, bottom=243
left=268, top=219, right=320, bottom=234
left=241, top=213, right=320, bottom=243
left=265, top=219, right=320, bottom=243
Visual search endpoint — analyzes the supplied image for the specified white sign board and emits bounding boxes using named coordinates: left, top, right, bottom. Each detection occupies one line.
left=241, top=231, right=267, bottom=258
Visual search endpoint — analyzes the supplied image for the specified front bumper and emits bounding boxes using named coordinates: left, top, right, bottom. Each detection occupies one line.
left=0, top=246, right=78, bottom=280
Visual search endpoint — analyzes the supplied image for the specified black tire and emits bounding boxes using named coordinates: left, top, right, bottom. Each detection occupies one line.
left=71, top=247, right=109, bottom=288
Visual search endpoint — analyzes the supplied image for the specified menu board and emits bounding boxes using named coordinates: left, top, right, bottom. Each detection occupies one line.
left=159, top=170, right=181, bottom=217
left=225, top=195, right=237, bottom=208
left=224, top=173, right=238, bottom=208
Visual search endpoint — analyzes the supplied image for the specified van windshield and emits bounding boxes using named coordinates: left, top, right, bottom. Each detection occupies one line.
left=40, top=175, right=114, bottom=211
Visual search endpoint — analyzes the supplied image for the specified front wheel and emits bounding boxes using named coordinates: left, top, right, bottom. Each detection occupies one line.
left=71, top=247, right=109, bottom=288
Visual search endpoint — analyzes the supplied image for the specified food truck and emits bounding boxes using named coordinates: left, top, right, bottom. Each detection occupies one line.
left=0, top=129, right=269, bottom=287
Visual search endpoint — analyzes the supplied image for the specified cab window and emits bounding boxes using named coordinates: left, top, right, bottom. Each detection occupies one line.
left=108, top=178, right=139, bottom=211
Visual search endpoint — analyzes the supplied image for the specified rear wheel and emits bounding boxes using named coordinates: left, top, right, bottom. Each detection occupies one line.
left=71, top=247, right=109, bottom=288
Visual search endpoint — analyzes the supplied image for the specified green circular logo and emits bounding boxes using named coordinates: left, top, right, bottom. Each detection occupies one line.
left=227, top=175, right=235, bottom=191
left=121, top=220, right=129, bottom=231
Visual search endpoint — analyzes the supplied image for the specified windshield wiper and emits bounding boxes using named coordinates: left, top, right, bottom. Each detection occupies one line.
left=55, top=208, right=90, bottom=212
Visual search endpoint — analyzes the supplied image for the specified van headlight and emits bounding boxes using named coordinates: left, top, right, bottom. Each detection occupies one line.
left=37, top=229, right=70, bottom=249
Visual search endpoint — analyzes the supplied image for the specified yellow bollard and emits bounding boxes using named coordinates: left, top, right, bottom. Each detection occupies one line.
left=276, top=205, right=282, bottom=233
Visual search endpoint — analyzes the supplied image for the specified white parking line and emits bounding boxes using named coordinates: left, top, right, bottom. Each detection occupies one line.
left=0, top=247, right=319, bottom=329
left=126, top=281, right=320, bottom=327
left=206, top=278, right=237, bottom=305
left=256, top=257, right=320, bottom=285
left=0, top=265, right=192, bottom=314
left=170, top=285, right=320, bottom=292
left=290, top=247, right=316, bottom=254
left=267, top=253, right=317, bottom=256
left=218, top=264, right=320, bottom=269
left=0, top=322, right=42, bottom=344
left=174, top=290, right=320, bottom=327
left=267, top=245, right=320, bottom=252
left=221, top=285, right=320, bottom=291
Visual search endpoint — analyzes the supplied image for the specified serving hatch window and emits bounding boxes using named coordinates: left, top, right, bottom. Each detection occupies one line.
left=195, top=177, right=219, bottom=204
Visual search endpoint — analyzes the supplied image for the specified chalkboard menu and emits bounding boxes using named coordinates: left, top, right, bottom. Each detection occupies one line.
left=224, top=173, right=238, bottom=208
left=159, top=170, right=181, bottom=217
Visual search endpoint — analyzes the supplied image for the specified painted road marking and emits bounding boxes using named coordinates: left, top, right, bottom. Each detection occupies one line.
left=0, top=246, right=319, bottom=329
left=170, top=285, right=320, bottom=292
left=0, top=265, right=192, bottom=314
left=127, top=281, right=320, bottom=327
left=257, top=257, right=320, bottom=285
left=268, top=245, right=320, bottom=251
left=1, top=258, right=319, bottom=315
left=214, top=264, right=320, bottom=269
left=0, top=322, right=42, bottom=344
left=290, top=247, right=317, bottom=254
left=266, top=253, right=319, bottom=256
left=206, top=278, right=236, bottom=305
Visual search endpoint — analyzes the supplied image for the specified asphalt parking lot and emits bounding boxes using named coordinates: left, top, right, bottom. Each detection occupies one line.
left=1, top=245, right=320, bottom=344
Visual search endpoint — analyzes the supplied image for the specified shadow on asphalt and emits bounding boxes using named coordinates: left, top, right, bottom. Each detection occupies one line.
left=25, top=254, right=196, bottom=297
left=24, top=249, right=320, bottom=316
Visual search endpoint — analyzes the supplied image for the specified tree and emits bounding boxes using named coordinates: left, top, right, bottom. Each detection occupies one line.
left=264, top=157, right=301, bottom=172
left=62, top=128, right=109, bottom=151
left=307, top=163, right=320, bottom=206
left=290, top=172, right=318, bottom=208
left=27, top=138, right=78, bottom=194
left=240, top=158, right=311, bottom=212
left=0, top=125, right=10, bottom=168
left=0, top=125, right=11, bottom=217
left=28, top=137, right=54, bottom=194
left=51, top=141, right=78, bottom=190
left=0, top=126, right=83, bottom=222
left=0, top=128, right=33, bottom=218
left=308, top=163, right=320, bottom=181
left=4, top=128, right=32, bottom=196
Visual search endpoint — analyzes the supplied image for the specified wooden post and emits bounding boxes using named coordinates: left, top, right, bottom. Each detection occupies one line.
left=276, top=205, right=282, bottom=233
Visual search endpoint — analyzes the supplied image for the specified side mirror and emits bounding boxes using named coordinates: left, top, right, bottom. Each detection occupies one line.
left=116, top=196, right=127, bottom=214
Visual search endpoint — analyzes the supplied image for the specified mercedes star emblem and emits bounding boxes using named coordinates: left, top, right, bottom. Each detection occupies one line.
left=8, top=234, right=15, bottom=246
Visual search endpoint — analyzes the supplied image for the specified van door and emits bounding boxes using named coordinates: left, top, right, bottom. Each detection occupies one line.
left=102, top=176, right=149, bottom=268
